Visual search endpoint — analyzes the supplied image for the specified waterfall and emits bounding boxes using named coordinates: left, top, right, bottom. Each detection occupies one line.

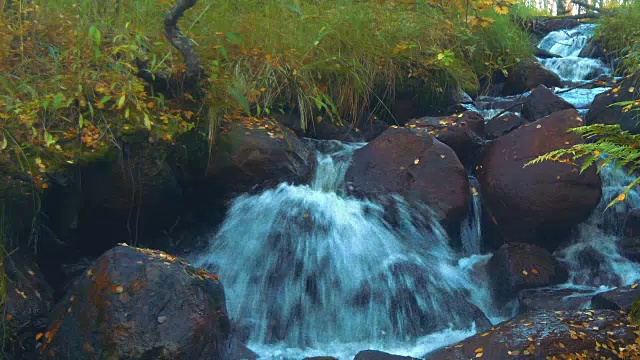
left=558, top=164, right=640, bottom=288
left=537, top=24, right=611, bottom=82
left=193, top=141, right=493, bottom=359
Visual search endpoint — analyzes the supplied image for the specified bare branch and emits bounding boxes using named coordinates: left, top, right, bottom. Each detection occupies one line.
left=164, top=0, right=201, bottom=82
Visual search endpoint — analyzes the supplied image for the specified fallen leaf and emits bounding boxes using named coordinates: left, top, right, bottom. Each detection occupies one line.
left=113, top=285, right=124, bottom=294
left=536, top=124, right=542, bottom=129
left=414, top=158, right=420, bottom=165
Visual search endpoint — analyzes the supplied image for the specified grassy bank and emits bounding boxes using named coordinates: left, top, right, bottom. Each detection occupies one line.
left=0, top=0, right=533, bottom=211
left=596, top=0, right=640, bottom=76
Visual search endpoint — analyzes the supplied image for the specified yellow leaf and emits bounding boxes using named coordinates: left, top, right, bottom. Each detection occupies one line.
left=475, top=347, right=484, bottom=353
left=617, top=193, right=626, bottom=202
left=117, top=95, right=126, bottom=109
left=414, top=158, right=420, bottom=165
left=35, top=332, right=44, bottom=341
left=476, top=352, right=483, bottom=358
left=522, top=270, right=529, bottom=276
left=113, top=285, right=124, bottom=294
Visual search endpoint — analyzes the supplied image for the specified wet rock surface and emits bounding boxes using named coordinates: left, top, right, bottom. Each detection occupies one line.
left=345, top=127, right=470, bottom=230
left=488, top=243, right=569, bottom=304
left=517, top=287, right=593, bottom=313
left=485, top=112, right=527, bottom=139
left=1, top=254, right=54, bottom=357
left=39, top=244, right=231, bottom=360
left=424, top=309, right=640, bottom=360
left=354, top=350, right=418, bottom=360
left=406, top=111, right=485, bottom=167
left=521, top=85, right=575, bottom=121
left=477, top=109, right=602, bottom=250
left=586, top=78, right=640, bottom=133
left=502, top=59, right=562, bottom=96
left=591, top=283, right=640, bottom=312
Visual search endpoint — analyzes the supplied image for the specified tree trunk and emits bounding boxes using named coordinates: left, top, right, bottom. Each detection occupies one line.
left=164, top=0, right=201, bottom=83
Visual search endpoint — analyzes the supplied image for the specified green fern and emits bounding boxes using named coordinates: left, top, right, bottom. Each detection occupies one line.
left=526, top=124, right=640, bottom=208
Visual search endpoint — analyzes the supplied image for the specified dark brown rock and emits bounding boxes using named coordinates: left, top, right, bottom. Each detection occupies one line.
left=488, top=243, right=568, bottom=304
left=485, top=112, right=527, bottom=139
left=517, top=288, right=593, bottom=313
left=354, top=350, right=418, bottom=360
left=477, top=109, right=602, bottom=250
left=591, top=283, right=640, bottom=312
left=1, top=254, right=54, bottom=357
left=502, top=59, right=562, bottom=96
left=345, top=127, right=470, bottom=230
left=211, top=117, right=314, bottom=193
left=586, top=78, right=640, bottom=133
left=406, top=111, right=485, bottom=166
left=521, top=85, right=575, bottom=122
left=424, top=309, right=640, bottom=360
left=40, top=245, right=231, bottom=360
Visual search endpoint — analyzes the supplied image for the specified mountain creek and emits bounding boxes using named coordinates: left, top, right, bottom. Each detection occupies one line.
left=5, top=19, right=640, bottom=360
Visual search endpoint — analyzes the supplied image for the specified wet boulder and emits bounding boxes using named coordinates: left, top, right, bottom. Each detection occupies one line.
left=502, top=59, right=562, bottom=96
left=517, top=288, right=593, bottom=313
left=39, top=244, right=231, bottom=360
left=477, top=109, right=602, bottom=250
left=488, top=243, right=568, bottom=304
left=1, top=254, right=54, bottom=357
left=579, top=40, right=608, bottom=62
left=521, top=85, right=575, bottom=122
left=406, top=111, right=485, bottom=167
left=424, top=309, right=640, bottom=360
left=586, top=78, right=640, bottom=133
left=210, top=117, right=314, bottom=194
left=354, top=350, right=418, bottom=360
left=591, top=282, right=640, bottom=312
left=345, top=127, right=470, bottom=230
left=485, top=112, right=527, bottom=140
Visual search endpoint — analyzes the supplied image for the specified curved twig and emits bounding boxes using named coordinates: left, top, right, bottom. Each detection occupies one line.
left=164, top=0, right=201, bottom=82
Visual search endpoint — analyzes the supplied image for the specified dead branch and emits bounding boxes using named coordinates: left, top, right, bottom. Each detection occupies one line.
left=164, top=0, right=201, bottom=82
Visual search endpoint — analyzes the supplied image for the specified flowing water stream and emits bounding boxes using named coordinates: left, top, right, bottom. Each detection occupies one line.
left=192, top=24, right=640, bottom=359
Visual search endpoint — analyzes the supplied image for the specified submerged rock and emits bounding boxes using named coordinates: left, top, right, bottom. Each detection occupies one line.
left=345, top=127, right=470, bottom=231
left=488, top=243, right=568, bottom=304
left=406, top=111, right=485, bottom=167
left=521, top=85, right=575, bottom=122
left=425, top=309, right=640, bottom=360
left=39, top=244, right=231, bottom=360
left=502, top=59, right=561, bottom=96
left=477, top=109, right=602, bottom=250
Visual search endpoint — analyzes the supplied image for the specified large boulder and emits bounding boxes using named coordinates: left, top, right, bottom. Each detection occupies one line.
left=345, top=127, right=470, bottom=230
left=1, top=254, right=54, bottom=357
left=502, top=59, right=562, bottom=96
left=488, top=243, right=568, bottom=304
left=210, top=117, right=315, bottom=193
left=591, top=283, right=640, bottom=312
left=477, top=109, right=602, bottom=250
left=39, top=245, right=231, bottom=360
left=521, top=85, right=575, bottom=122
left=406, top=111, right=485, bottom=167
left=485, top=112, right=527, bottom=140
left=424, top=309, right=640, bottom=360
left=586, top=78, right=640, bottom=133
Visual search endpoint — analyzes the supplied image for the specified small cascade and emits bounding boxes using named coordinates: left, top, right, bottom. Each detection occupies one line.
left=558, top=164, right=640, bottom=287
left=537, top=24, right=611, bottom=82
left=193, top=141, right=495, bottom=358
left=460, top=177, right=482, bottom=256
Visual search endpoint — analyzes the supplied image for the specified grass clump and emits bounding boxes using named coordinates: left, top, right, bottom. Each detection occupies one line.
left=0, top=0, right=534, bottom=195
left=596, top=0, right=640, bottom=76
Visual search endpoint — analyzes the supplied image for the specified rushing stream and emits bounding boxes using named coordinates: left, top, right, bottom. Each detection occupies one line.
left=192, top=24, right=640, bottom=359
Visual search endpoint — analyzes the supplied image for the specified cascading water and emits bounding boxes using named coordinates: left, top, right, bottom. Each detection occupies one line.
left=537, top=24, right=611, bottom=82
left=558, top=164, right=640, bottom=288
left=194, top=141, right=493, bottom=359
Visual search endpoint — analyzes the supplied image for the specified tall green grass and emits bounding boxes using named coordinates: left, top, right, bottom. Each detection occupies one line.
left=596, top=0, right=640, bottom=76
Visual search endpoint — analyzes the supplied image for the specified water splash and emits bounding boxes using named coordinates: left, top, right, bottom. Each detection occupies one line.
left=193, top=141, right=491, bottom=354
